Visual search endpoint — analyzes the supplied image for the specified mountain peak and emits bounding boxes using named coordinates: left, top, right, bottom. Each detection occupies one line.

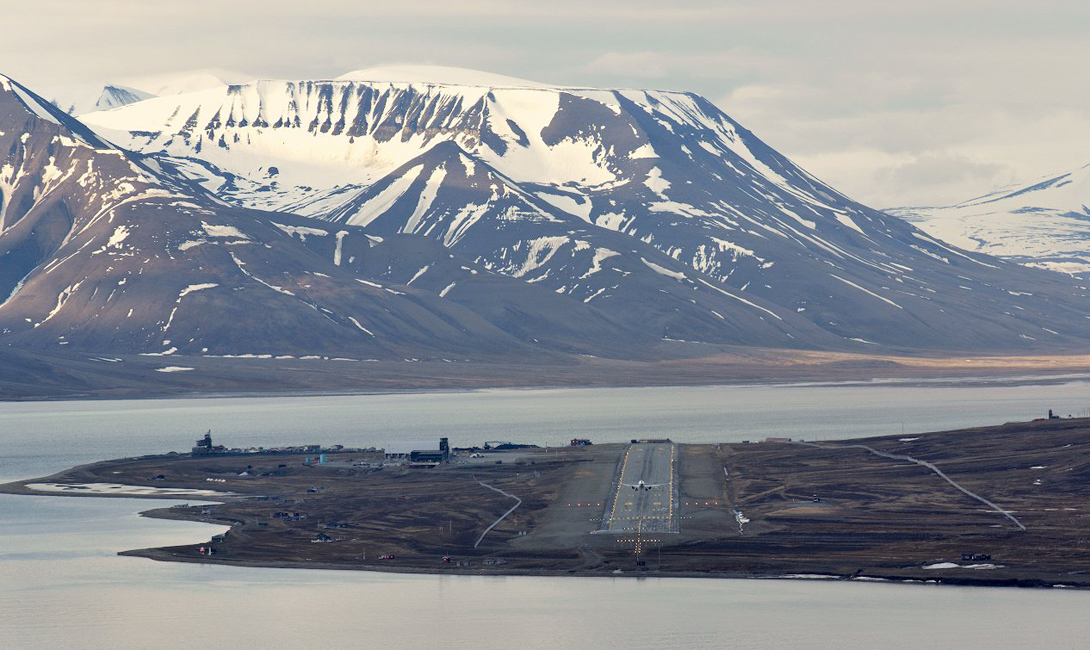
left=40, top=68, right=252, bottom=116
left=0, top=72, right=115, bottom=149
left=334, top=65, right=551, bottom=89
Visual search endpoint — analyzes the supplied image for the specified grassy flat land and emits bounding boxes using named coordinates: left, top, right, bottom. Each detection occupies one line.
left=6, top=417, right=1090, bottom=587
left=5, top=345, right=1090, bottom=400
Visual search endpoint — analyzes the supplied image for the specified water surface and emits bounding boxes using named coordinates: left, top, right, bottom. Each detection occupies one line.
left=3, top=380, right=1090, bottom=649
left=4, top=378, right=1090, bottom=482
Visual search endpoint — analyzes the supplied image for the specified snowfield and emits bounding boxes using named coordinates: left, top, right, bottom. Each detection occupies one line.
left=891, top=162, right=1090, bottom=276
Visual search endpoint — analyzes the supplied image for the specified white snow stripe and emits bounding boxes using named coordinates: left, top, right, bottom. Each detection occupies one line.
left=697, top=279, right=782, bottom=321
left=830, top=274, right=903, bottom=310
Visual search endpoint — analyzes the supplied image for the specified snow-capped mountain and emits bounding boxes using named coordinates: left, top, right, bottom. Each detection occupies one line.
left=43, top=69, right=247, bottom=117
left=1, top=72, right=689, bottom=361
left=48, top=84, right=155, bottom=116
left=890, top=162, right=1090, bottom=276
left=72, top=66, right=1090, bottom=351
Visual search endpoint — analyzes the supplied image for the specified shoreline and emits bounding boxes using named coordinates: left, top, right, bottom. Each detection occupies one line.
left=8, top=417, right=1090, bottom=591
left=4, top=482, right=1078, bottom=591
left=118, top=543, right=1082, bottom=590
left=4, top=366, right=1090, bottom=405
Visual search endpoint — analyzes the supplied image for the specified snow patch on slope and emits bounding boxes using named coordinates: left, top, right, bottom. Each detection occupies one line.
left=641, top=257, right=686, bottom=280
left=272, top=222, right=328, bottom=242
left=346, top=165, right=424, bottom=227
left=404, top=166, right=447, bottom=234
left=178, top=283, right=218, bottom=298
left=202, top=222, right=248, bottom=239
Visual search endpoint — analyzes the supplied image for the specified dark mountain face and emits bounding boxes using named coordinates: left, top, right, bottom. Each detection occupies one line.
left=78, top=72, right=1090, bottom=352
left=319, top=140, right=827, bottom=349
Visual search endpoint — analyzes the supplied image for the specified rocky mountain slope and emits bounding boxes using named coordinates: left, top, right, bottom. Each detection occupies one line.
left=1, top=72, right=691, bottom=361
left=74, top=66, right=1090, bottom=351
left=891, top=163, right=1090, bottom=276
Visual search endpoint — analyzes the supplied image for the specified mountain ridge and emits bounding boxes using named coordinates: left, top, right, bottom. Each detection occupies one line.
left=73, top=69, right=1090, bottom=351
left=0, top=72, right=692, bottom=362
left=4, top=66, right=1090, bottom=384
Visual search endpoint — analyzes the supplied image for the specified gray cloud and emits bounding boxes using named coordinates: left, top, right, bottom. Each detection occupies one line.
left=875, top=154, right=1011, bottom=206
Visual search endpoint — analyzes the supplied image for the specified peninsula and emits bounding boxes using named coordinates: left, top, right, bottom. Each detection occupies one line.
left=5, top=416, right=1090, bottom=588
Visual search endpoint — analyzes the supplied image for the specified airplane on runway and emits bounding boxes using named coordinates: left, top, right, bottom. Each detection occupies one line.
left=621, top=480, right=665, bottom=491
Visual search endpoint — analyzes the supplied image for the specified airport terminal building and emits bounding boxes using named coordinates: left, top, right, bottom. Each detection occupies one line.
left=384, top=438, right=450, bottom=464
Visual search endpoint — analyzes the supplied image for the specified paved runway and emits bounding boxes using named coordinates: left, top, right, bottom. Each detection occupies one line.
left=600, top=442, right=677, bottom=534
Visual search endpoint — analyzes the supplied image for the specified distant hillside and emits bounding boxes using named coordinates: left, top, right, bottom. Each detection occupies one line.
left=890, top=162, right=1090, bottom=276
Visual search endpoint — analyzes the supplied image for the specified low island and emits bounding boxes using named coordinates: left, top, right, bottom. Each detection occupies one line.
left=5, top=416, right=1090, bottom=589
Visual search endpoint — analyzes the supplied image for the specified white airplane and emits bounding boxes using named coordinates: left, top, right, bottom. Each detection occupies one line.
left=621, top=480, right=665, bottom=491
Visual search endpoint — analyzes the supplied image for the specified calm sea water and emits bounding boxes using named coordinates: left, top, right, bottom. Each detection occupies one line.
left=3, top=380, right=1090, bottom=649
left=5, top=377, right=1090, bottom=482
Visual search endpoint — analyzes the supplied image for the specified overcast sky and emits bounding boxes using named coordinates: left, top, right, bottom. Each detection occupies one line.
left=5, top=0, right=1088, bottom=207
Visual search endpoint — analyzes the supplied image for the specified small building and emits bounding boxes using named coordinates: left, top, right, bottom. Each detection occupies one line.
left=192, top=431, right=226, bottom=456
left=410, top=449, right=448, bottom=465
left=385, top=438, right=449, bottom=463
